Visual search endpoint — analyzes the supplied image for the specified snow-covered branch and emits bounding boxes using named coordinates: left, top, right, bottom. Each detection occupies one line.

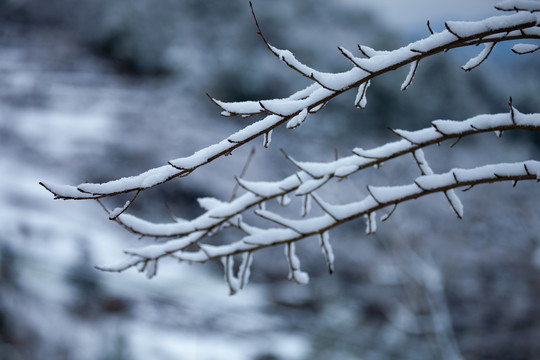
left=41, top=1, right=540, bottom=293
left=94, top=109, right=540, bottom=290
left=98, top=160, right=540, bottom=279
left=41, top=3, right=539, bottom=200
left=95, top=109, right=539, bottom=238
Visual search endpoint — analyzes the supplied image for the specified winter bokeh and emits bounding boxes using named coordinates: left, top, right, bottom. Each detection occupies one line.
left=1, top=1, right=539, bottom=359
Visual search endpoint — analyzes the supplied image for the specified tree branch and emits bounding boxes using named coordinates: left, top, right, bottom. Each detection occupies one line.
left=41, top=12, right=539, bottom=200
left=100, top=160, right=540, bottom=274
left=91, top=110, right=540, bottom=240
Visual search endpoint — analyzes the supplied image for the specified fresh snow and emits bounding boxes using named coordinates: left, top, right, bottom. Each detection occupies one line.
left=286, top=108, right=308, bottom=129
left=512, top=43, right=540, bottom=54
left=461, top=42, right=495, bottom=71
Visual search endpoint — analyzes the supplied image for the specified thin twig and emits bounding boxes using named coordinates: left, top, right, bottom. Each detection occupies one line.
left=230, top=147, right=256, bottom=201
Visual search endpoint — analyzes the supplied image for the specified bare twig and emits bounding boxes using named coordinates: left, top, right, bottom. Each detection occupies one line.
left=230, top=147, right=256, bottom=201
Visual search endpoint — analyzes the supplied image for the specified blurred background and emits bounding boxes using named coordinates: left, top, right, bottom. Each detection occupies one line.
left=1, top=0, right=539, bottom=359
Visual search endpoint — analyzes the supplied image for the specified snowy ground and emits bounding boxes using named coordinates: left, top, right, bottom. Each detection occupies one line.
left=0, top=22, right=309, bottom=360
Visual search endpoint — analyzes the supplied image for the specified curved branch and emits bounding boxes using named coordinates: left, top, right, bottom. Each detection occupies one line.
left=98, top=110, right=540, bottom=239
left=100, top=160, right=540, bottom=273
left=40, top=2, right=540, bottom=292
left=41, top=12, right=540, bottom=200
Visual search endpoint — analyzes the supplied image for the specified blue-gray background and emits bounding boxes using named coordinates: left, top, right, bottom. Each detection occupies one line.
left=1, top=1, right=539, bottom=359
